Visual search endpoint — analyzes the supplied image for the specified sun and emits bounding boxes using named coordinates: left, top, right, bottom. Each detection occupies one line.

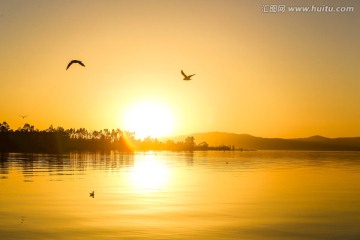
left=122, top=100, right=176, bottom=139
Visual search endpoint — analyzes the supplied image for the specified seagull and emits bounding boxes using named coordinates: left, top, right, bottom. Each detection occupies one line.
left=66, top=60, right=85, bottom=70
left=181, top=70, right=195, bottom=80
left=19, top=115, right=28, bottom=119
left=89, top=191, right=94, bottom=198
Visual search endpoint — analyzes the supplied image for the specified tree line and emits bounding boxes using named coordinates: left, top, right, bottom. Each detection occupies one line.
left=0, top=122, right=233, bottom=153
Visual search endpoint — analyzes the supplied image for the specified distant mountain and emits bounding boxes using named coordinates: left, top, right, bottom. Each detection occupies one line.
left=163, top=132, right=360, bottom=151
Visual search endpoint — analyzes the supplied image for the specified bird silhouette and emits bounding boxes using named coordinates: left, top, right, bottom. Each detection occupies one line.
left=181, top=70, right=195, bottom=80
left=66, top=60, right=85, bottom=70
left=89, top=191, right=94, bottom=198
left=19, top=115, right=28, bottom=119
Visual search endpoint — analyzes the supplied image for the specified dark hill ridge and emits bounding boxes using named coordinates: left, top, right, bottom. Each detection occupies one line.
left=165, top=132, right=360, bottom=151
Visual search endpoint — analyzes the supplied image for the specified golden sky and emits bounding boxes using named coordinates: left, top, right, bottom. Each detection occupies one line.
left=0, top=0, right=359, bottom=138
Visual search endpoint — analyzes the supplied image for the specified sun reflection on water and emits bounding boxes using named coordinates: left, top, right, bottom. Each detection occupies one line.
left=128, top=152, right=171, bottom=194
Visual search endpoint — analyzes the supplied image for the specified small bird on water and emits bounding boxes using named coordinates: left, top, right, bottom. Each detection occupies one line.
left=181, top=70, right=195, bottom=80
left=66, top=60, right=85, bottom=70
left=89, top=191, right=94, bottom=198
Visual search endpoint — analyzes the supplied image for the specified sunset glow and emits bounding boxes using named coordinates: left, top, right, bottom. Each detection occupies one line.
left=1, top=2, right=360, bottom=239
left=122, top=101, right=176, bottom=139
left=0, top=1, right=359, bottom=138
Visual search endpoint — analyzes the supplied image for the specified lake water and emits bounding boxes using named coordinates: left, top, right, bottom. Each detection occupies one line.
left=1, top=151, right=360, bottom=240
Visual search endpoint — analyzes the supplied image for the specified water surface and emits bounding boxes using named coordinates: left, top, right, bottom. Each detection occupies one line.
left=1, top=151, right=360, bottom=239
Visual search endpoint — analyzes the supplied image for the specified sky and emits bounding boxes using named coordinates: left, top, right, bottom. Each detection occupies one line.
left=0, top=0, right=359, bottom=139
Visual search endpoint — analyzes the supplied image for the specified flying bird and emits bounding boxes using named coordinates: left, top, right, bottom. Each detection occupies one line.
left=19, top=115, right=28, bottom=119
left=66, top=60, right=85, bottom=70
left=181, top=70, right=195, bottom=80
left=89, top=191, right=94, bottom=198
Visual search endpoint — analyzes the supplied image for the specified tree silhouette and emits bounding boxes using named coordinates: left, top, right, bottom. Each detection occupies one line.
left=185, top=136, right=195, bottom=151
left=0, top=122, right=11, bottom=132
left=0, top=122, right=236, bottom=153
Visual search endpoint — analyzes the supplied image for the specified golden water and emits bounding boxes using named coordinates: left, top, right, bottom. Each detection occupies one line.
left=1, top=151, right=360, bottom=239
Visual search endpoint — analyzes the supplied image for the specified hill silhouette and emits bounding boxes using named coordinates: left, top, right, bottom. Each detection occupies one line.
left=165, top=132, right=360, bottom=151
